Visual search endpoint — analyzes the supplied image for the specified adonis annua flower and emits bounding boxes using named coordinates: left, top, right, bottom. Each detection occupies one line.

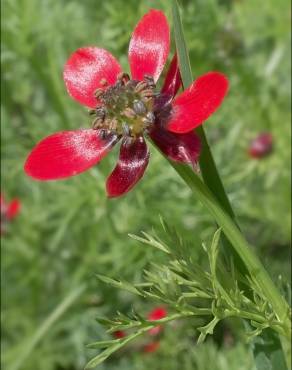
left=24, top=9, right=228, bottom=197
left=248, top=132, right=273, bottom=159
left=1, top=193, right=21, bottom=235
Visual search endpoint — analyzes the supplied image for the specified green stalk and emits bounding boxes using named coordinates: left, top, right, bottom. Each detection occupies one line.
left=172, top=0, right=234, bottom=217
left=170, top=0, right=290, bottom=333
left=169, top=162, right=289, bottom=332
left=171, top=0, right=249, bottom=278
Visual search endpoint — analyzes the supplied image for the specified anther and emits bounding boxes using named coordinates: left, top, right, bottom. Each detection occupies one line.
left=94, top=88, right=104, bottom=99
left=135, top=81, right=148, bottom=93
left=99, top=129, right=108, bottom=140
left=140, top=89, right=154, bottom=99
left=143, top=75, right=156, bottom=89
left=92, top=118, right=103, bottom=129
left=117, top=72, right=130, bottom=85
left=123, top=107, right=136, bottom=119
left=145, top=111, right=155, bottom=123
left=122, top=123, right=130, bottom=136
left=125, top=80, right=138, bottom=89
left=99, top=78, right=108, bottom=87
left=95, top=107, right=107, bottom=120
left=133, top=100, right=147, bottom=115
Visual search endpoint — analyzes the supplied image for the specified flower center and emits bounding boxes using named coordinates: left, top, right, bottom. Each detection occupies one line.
left=89, top=73, right=156, bottom=137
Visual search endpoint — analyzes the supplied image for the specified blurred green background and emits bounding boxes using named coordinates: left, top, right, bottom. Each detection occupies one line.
left=1, top=0, right=291, bottom=369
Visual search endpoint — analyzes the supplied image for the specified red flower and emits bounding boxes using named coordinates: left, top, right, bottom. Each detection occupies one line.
left=1, top=193, right=21, bottom=234
left=112, top=330, right=126, bottom=339
left=147, top=306, right=167, bottom=336
left=248, top=133, right=273, bottom=159
left=143, top=341, right=160, bottom=353
left=24, top=9, right=228, bottom=197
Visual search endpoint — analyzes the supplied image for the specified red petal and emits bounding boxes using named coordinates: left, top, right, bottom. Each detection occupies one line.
left=24, top=129, right=118, bottom=180
left=148, top=306, right=167, bottom=321
left=63, top=47, right=122, bottom=108
left=6, top=199, right=21, bottom=220
left=129, top=9, right=170, bottom=82
left=113, top=330, right=126, bottom=339
left=147, top=306, right=167, bottom=336
left=166, top=72, right=229, bottom=133
left=148, top=326, right=162, bottom=336
left=106, top=136, right=149, bottom=198
left=161, top=54, right=181, bottom=98
left=150, top=126, right=201, bottom=166
left=143, top=341, right=160, bottom=353
left=148, top=326, right=163, bottom=336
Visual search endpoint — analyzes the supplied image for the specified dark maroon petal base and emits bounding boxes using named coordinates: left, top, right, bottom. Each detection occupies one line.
left=161, top=54, right=181, bottom=99
left=106, top=136, right=150, bottom=198
left=150, top=126, right=201, bottom=167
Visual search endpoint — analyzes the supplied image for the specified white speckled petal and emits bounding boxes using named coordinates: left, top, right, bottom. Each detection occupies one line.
left=129, top=10, right=170, bottom=82
left=64, top=47, right=122, bottom=108
left=24, top=129, right=118, bottom=180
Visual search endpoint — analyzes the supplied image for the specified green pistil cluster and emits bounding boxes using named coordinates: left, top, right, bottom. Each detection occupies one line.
left=90, top=73, right=156, bottom=138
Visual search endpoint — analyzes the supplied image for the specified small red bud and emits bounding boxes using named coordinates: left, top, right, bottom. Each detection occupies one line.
left=147, top=306, right=167, bottom=335
left=112, top=330, right=126, bottom=339
left=248, top=133, right=273, bottom=159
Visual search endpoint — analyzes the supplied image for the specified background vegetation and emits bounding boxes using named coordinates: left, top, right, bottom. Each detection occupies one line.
left=1, top=0, right=291, bottom=369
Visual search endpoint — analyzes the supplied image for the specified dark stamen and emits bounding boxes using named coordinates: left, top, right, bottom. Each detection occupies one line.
left=90, top=74, right=156, bottom=137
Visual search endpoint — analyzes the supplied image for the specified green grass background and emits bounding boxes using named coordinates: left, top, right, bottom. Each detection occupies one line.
left=1, top=0, right=291, bottom=369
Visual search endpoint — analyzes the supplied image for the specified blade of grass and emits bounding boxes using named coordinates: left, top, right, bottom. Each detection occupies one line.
left=172, top=0, right=234, bottom=217
left=171, top=2, right=290, bottom=369
left=8, top=284, right=86, bottom=370
left=172, top=0, right=246, bottom=277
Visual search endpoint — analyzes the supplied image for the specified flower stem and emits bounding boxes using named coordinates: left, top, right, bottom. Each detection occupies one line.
left=169, top=162, right=290, bottom=333
left=170, top=0, right=290, bottom=333
left=171, top=0, right=234, bottom=218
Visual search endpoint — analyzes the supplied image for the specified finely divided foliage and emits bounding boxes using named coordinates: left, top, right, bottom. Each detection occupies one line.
left=82, top=6, right=290, bottom=369
left=3, top=2, right=290, bottom=370
left=86, top=223, right=287, bottom=368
